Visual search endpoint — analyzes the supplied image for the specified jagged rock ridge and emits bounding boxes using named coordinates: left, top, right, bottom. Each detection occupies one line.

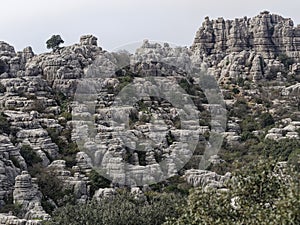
left=191, top=11, right=300, bottom=60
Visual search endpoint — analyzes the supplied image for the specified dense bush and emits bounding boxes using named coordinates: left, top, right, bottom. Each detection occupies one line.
left=88, top=169, right=111, bottom=195
left=46, top=127, right=79, bottom=167
left=229, top=97, right=249, bottom=118
left=43, top=192, right=184, bottom=225
left=29, top=166, right=75, bottom=214
left=165, top=159, right=300, bottom=225
left=0, top=193, right=21, bottom=216
left=278, top=53, right=294, bottom=68
left=263, top=138, right=300, bottom=161
left=259, top=112, right=275, bottom=128
left=20, top=145, right=42, bottom=167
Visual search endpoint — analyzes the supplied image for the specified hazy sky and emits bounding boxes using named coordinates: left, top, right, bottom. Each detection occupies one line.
left=1, top=0, right=300, bottom=53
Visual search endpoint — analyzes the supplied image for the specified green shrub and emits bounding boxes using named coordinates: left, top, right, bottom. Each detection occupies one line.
left=232, top=87, right=240, bottom=94
left=20, top=145, right=42, bottom=167
left=9, top=156, right=21, bottom=168
left=237, top=77, right=245, bottom=87
left=259, top=112, right=275, bottom=128
left=47, top=127, right=79, bottom=168
left=88, top=169, right=111, bottom=196
left=165, top=159, right=300, bottom=225
left=229, top=97, right=249, bottom=118
left=43, top=191, right=184, bottom=225
left=240, top=116, right=259, bottom=132
left=33, top=167, right=75, bottom=214
left=263, top=139, right=300, bottom=161
left=278, top=53, right=294, bottom=68
left=60, top=111, right=72, bottom=121
left=0, top=193, right=21, bottom=216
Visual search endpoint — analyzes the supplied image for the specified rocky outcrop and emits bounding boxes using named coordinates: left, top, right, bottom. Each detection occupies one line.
left=13, top=171, right=50, bottom=221
left=80, top=35, right=98, bottom=46
left=184, top=169, right=231, bottom=189
left=48, top=160, right=89, bottom=203
left=26, top=35, right=102, bottom=95
left=265, top=120, right=300, bottom=140
left=0, top=214, right=41, bottom=225
left=0, top=135, right=22, bottom=207
left=282, top=83, right=300, bottom=96
left=93, top=188, right=116, bottom=200
left=192, top=11, right=300, bottom=61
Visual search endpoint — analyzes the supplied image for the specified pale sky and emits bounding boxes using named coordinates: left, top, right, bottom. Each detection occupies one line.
left=1, top=0, right=299, bottom=53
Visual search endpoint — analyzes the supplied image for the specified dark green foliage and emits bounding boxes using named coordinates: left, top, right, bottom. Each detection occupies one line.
left=240, top=115, right=260, bottom=132
left=88, top=169, right=111, bottom=196
left=179, top=77, right=208, bottom=109
left=165, top=159, right=300, bottom=225
left=46, top=35, right=64, bottom=51
left=0, top=82, right=6, bottom=93
left=263, top=138, right=300, bottom=161
left=150, top=175, right=192, bottom=196
left=114, top=68, right=135, bottom=94
left=239, top=112, right=274, bottom=134
left=60, top=111, right=72, bottom=121
left=0, top=193, right=21, bottom=216
left=46, top=127, right=79, bottom=167
left=9, top=156, right=21, bottom=168
left=232, top=87, right=240, bottom=94
left=137, top=150, right=147, bottom=165
left=43, top=191, right=184, bottom=225
left=128, top=110, right=139, bottom=128
left=278, top=53, right=294, bottom=68
left=288, top=147, right=300, bottom=167
left=166, top=131, right=175, bottom=145
left=259, top=112, right=274, bottom=128
left=229, top=97, right=249, bottom=118
left=118, top=74, right=133, bottom=86
left=54, top=91, right=69, bottom=113
left=0, top=112, right=10, bottom=134
left=31, top=167, right=75, bottom=214
left=237, top=77, right=245, bottom=87
left=0, top=59, right=7, bottom=74
left=20, top=145, right=42, bottom=167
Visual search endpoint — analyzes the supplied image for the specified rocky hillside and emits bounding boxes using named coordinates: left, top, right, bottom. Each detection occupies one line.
left=0, top=12, right=299, bottom=224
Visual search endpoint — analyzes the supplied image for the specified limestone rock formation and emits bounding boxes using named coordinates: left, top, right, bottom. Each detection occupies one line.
left=0, top=135, right=22, bottom=207
left=0, top=214, right=41, bottom=225
left=191, top=11, right=300, bottom=61
left=80, top=35, right=98, bottom=46
left=13, top=171, right=50, bottom=221
left=0, top=12, right=299, bottom=224
left=48, top=160, right=89, bottom=203
left=184, top=169, right=231, bottom=189
left=265, top=120, right=300, bottom=140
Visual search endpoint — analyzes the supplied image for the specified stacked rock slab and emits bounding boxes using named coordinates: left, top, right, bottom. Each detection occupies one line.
left=13, top=171, right=50, bottom=221
left=191, top=11, right=300, bottom=61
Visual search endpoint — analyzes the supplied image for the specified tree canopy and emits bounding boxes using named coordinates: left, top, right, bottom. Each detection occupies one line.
left=46, top=35, right=64, bottom=51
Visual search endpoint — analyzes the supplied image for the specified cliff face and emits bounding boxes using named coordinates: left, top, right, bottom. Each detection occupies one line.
left=191, top=11, right=300, bottom=60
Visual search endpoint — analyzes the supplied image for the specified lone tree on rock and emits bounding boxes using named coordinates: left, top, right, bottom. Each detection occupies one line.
left=46, top=35, right=64, bottom=51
